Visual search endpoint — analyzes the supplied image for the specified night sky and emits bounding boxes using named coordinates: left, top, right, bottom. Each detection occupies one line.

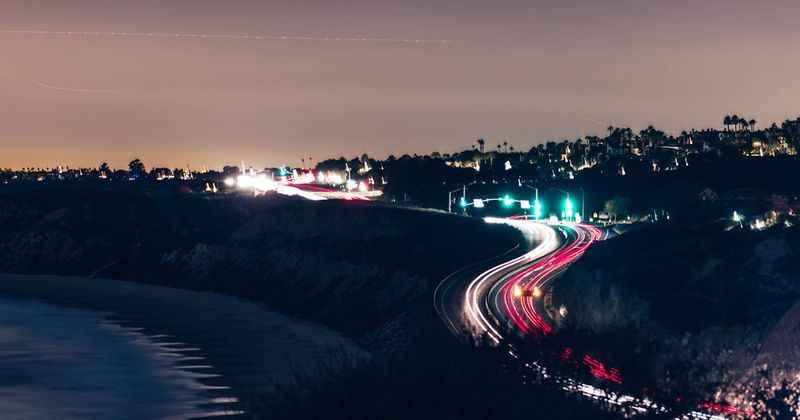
left=3, top=0, right=800, bottom=169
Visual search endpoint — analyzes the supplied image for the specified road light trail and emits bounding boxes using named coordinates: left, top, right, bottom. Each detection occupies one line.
left=511, top=224, right=602, bottom=336
left=437, top=218, right=731, bottom=419
left=462, top=218, right=558, bottom=343
left=0, top=29, right=453, bottom=45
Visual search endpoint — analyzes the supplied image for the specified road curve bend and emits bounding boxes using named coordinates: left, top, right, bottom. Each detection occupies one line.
left=435, top=218, right=730, bottom=420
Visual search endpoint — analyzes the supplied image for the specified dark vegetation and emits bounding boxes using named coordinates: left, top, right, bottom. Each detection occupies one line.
left=553, top=222, right=800, bottom=411
left=314, top=115, right=800, bottom=212
left=572, top=157, right=799, bottom=223
left=454, top=156, right=799, bottom=224
left=265, top=333, right=621, bottom=420
left=0, top=191, right=517, bottom=335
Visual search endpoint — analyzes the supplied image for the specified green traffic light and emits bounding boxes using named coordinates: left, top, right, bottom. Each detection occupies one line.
left=503, top=195, right=514, bottom=207
left=459, top=197, right=468, bottom=207
left=565, top=197, right=574, bottom=217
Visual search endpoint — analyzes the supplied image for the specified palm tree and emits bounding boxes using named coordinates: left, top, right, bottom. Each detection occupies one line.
left=503, top=141, right=508, bottom=153
left=477, top=138, right=485, bottom=153
left=731, top=114, right=740, bottom=131
left=723, top=115, right=731, bottom=131
left=749, top=119, right=756, bottom=132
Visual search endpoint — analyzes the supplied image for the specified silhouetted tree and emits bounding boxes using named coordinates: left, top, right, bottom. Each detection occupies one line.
left=128, top=158, right=146, bottom=179
left=603, top=196, right=631, bottom=222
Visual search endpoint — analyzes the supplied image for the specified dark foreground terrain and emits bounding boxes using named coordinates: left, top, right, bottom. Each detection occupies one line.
left=0, top=190, right=619, bottom=419
left=553, top=222, right=800, bottom=417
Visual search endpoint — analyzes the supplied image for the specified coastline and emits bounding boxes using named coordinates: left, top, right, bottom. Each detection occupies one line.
left=0, top=274, right=368, bottom=416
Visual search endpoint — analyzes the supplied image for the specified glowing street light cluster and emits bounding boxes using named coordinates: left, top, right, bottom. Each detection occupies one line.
left=223, top=167, right=379, bottom=202
left=316, top=171, right=345, bottom=185
left=225, top=173, right=326, bottom=201
left=565, top=197, right=574, bottom=218
left=456, top=193, right=580, bottom=224
left=234, top=173, right=276, bottom=192
left=533, top=199, right=543, bottom=219
left=502, top=194, right=515, bottom=207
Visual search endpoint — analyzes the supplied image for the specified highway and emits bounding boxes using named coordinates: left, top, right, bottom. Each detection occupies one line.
left=435, top=218, right=729, bottom=419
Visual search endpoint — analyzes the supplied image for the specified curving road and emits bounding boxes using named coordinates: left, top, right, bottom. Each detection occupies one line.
left=435, top=219, right=598, bottom=346
left=436, top=218, right=729, bottom=419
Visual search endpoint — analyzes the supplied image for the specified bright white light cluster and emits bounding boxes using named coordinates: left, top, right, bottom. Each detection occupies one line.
left=294, top=171, right=316, bottom=184
left=316, top=171, right=345, bottom=185
left=276, top=185, right=327, bottom=201
left=233, top=174, right=276, bottom=192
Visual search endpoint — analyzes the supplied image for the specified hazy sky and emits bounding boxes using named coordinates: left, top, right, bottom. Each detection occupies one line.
left=2, top=0, right=800, bottom=169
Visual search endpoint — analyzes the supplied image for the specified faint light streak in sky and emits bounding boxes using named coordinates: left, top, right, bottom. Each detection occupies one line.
left=0, top=29, right=453, bottom=45
left=34, top=81, right=120, bottom=94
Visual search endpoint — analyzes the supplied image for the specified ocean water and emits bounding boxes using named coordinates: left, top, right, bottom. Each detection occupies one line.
left=0, top=296, right=235, bottom=420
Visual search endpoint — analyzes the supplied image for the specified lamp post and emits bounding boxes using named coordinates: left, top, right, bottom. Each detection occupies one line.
left=520, top=184, right=542, bottom=219
left=549, top=187, right=572, bottom=221
left=546, top=186, right=586, bottom=222
left=448, top=181, right=477, bottom=213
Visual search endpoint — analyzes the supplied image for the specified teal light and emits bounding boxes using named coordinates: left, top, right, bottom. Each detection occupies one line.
left=565, top=197, right=574, bottom=218
left=502, top=195, right=514, bottom=207
left=533, top=199, right=542, bottom=219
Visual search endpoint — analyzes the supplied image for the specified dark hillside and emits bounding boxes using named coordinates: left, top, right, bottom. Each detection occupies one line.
left=552, top=223, right=800, bottom=410
left=0, top=191, right=520, bottom=336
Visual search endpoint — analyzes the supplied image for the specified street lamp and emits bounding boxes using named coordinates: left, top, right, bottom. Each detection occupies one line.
left=548, top=187, right=571, bottom=221
left=548, top=187, right=584, bottom=222
left=520, top=185, right=543, bottom=220
left=565, top=196, right=574, bottom=219
left=448, top=181, right=477, bottom=213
